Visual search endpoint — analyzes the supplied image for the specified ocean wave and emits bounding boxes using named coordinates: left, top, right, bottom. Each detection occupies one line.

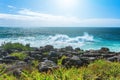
left=0, top=32, right=94, bottom=48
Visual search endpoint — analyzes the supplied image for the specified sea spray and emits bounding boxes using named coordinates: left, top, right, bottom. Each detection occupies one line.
left=0, top=32, right=94, bottom=48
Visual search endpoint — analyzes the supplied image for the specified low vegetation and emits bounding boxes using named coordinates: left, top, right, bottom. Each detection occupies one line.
left=10, top=52, right=28, bottom=60
left=1, top=42, right=32, bottom=52
left=0, top=60, right=120, bottom=80
left=0, top=43, right=120, bottom=80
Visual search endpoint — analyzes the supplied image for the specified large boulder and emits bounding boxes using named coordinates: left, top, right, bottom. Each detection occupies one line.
left=82, top=53, right=101, bottom=57
left=107, top=55, right=120, bottom=62
left=0, top=61, right=29, bottom=76
left=65, top=46, right=73, bottom=51
left=0, top=56, right=19, bottom=64
left=48, top=51, right=58, bottom=63
left=48, top=57, right=58, bottom=64
left=29, top=51, right=43, bottom=60
left=38, top=60, right=58, bottom=72
left=0, top=50, right=8, bottom=58
left=48, top=51, right=58, bottom=58
left=13, top=68, right=22, bottom=78
left=75, top=47, right=81, bottom=52
left=62, top=56, right=84, bottom=68
left=24, top=56, right=34, bottom=63
left=2, top=56, right=19, bottom=60
left=101, top=54, right=115, bottom=58
left=29, top=51, right=42, bottom=56
left=38, top=45, right=54, bottom=52
left=80, top=57, right=96, bottom=63
left=99, top=47, right=110, bottom=53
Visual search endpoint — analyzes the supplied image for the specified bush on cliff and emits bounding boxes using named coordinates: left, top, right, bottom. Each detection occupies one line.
left=1, top=42, right=32, bottom=52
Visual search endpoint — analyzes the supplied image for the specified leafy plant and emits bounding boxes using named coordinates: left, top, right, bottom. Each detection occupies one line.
left=1, top=42, right=32, bottom=52
left=0, top=60, right=120, bottom=80
left=10, top=52, right=27, bottom=60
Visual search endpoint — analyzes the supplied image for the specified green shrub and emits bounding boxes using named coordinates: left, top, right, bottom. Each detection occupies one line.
left=31, top=60, right=39, bottom=67
left=10, top=52, right=27, bottom=60
left=58, top=56, right=67, bottom=65
left=1, top=42, right=32, bottom=51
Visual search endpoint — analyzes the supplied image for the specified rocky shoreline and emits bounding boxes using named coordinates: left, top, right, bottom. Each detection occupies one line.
left=0, top=43, right=120, bottom=77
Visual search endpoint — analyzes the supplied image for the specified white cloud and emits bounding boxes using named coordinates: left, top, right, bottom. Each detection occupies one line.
left=79, top=18, right=120, bottom=27
left=8, top=5, right=16, bottom=9
left=0, top=9, right=120, bottom=27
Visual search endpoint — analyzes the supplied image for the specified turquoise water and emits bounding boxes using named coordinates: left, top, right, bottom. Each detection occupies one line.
left=0, top=27, right=120, bottom=52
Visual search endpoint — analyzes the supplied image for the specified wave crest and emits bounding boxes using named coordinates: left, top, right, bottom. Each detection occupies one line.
left=45, top=32, right=94, bottom=48
left=0, top=32, right=94, bottom=48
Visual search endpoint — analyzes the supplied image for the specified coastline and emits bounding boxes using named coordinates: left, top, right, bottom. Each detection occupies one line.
left=0, top=42, right=120, bottom=79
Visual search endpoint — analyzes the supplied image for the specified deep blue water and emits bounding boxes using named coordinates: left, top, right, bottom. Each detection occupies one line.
left=0, top=27, right=120, bottom=52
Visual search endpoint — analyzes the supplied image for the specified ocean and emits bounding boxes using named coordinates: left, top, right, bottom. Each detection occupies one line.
left=0, top=27, right=120, bottom=52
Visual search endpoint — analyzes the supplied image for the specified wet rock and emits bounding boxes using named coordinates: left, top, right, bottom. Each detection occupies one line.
left=75, top=47, right=81, bottom=51
left=44, top=45, right=54, bottom=52
left=99, top=47, right=110, bottom=53
left=31, top=47, right=39, bottom=51
left=65, top=46, right=73, bottom=51
left=38, top=45, right=54, bottom=52
left=38, top=60, right=58, bottom=72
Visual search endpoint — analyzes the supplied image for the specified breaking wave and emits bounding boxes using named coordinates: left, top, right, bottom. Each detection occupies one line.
left=0, top=32, right=94, bottom=48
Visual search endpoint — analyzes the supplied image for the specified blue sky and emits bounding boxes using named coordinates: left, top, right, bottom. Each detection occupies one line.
left=0, top=0, right=120, bottom=27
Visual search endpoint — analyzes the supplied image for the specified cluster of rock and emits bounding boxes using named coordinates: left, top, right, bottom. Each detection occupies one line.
left=0, top=45, right=120, bottom=76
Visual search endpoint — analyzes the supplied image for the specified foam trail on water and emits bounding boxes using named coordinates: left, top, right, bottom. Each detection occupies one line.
left=0, top=32, right=94, bottom=48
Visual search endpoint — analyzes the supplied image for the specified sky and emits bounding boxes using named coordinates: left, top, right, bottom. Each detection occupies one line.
left=0, top=0, right=120, bottom=27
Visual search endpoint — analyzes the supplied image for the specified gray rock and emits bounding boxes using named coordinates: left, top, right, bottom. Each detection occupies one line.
left=82, top=53, right=101, bottom=57
left=101, top=54, right=115, bottom=58
left=107, top=55, right=120, bottom=62
left=44, top=45, right=54, bottom=52
left=48, top=51, right=58, bottom=58
left=48, top=57, right=58, bottom=64
left=38, top=60, right=58, bottom=72
left=65, top=46, right=73, bottom=51
left=13, top=68, right=22, bottom=77
left=99, top=47, right=110, bottom=53
left=71, top=56, right=80, bottom=60
left=62, top=57, right=84, bottom=68
left=0, top=56, right=20, bottom=64
left=3, top=56, right=19, bottom=60
left=75, top=47, right=81, bottom=51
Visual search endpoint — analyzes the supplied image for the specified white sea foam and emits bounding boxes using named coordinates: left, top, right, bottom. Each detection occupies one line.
left=0, top=32, right=94, bottom=48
